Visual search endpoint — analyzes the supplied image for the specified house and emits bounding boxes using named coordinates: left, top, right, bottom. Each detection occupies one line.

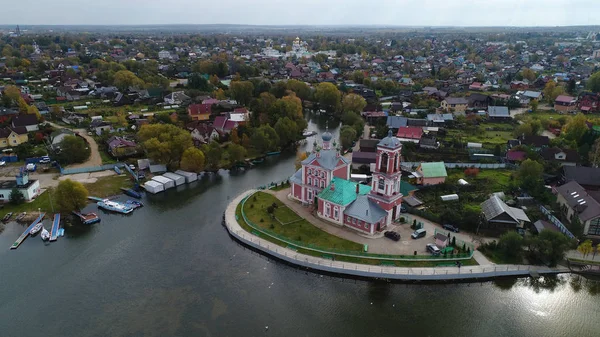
left=0, top=170, right=40, bottom=202
left=213, top=115, right=239, bottom=134
left=419, top=136, right=439, bottom=149
left=480, top=195, right=531, bottom=231
left=187, top=122, right=220, bottom=144
left=519, top=135, right=550, bottom=150
left=427, top=113, right=454, bottom=124
left=540, top=147, right=579, bottom=166
left=351, top=152, right=376, bottom=169
left=521, top=91, right=543, bottom=101
left=578, top=93, right=600, bottom=114
left=0, top=108, right=18, bottom=123
left=0, top=126, right=27, bottom=148
left=434, top=232, right=449, bottom=248
left=91, top=120, right=113, bottom=136
left=555, top=181, right=600, bottom=237
left=554, top=95, right=577, bottom=113
left=164, top=91, right=190, bottom=105
left=386, top=116, right=408, bottom=131
left=414, top=162, right=447, bottom=185
left=469, top=82, right=486, bottom=91
left=107, top=136, right=139, bottom=158
left=187, top=103, right=212, bottom=121
left=359, top=139, right=379, bottom=153
left=441, top=97, right=469, bottom=113
left=158, top=50, right=172, bottom=60
left=396, top=126, right=423, bottom=143
left=290, top=131, right=404, bottom=235
left=50, top=129, right=75, bottom=150
left=12, top=114, right=39, bottom=132
left=562, top=166, right=600, bottom=190
left=468, top=93, right=492, bottom=109
left=487, top=106, right=511, bottom=120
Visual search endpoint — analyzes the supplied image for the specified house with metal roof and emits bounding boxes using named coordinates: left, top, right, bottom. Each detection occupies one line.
left=555, top=181, right=600, bottom=237
left=414, top=162, right=447, bottom=185
left=480, top=195, right=531, bottom=231
left=487, top=106, right=511, bottom=120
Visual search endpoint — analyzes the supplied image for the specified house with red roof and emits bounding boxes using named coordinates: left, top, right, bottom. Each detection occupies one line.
left=396, top=126, right=423, bottom=143
left=554, top=95, right=577, bottom=113
left=213, top=115, right=239, bottom=134
left=187, top=103, right=211, bottom=121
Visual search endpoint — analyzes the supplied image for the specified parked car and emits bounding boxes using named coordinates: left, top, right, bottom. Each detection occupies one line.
left=411, top=228, right=427, bottom=239
left=442, top=224, right=459, bottom=233
left=39, top=156, right=51, bottom=164
left=0, top=161, right=5, bottom=167
left=426, top=243, right=441, bottom=256
left=384, top=231, right=401, bottom=241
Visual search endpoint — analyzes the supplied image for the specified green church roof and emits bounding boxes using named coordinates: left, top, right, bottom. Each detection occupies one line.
left=318, top=177, right=371, bottom=206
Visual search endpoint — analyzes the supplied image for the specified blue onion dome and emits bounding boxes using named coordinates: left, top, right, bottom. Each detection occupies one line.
left=321, top=131, right=333, bottom=142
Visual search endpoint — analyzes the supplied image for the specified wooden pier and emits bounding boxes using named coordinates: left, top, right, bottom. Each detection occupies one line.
left=10, top=213, right=45, bottom=250
left=50, top=213, right=60, bottom=242
left=72, top=211, right=100, bottom=225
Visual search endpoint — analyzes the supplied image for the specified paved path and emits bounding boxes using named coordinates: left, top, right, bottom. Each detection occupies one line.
left=45, top=121, right=102, bottom=168
left=224, top=190, right=569, bottom=281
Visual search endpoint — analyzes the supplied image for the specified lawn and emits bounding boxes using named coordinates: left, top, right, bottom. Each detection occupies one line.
left=84, top=174, right=133, bottom=198
left=479, top=248, right=523, bottom=265
left=273, top=206, right=301, bottom=224
left=446, top=128, right=514, bottom=146
left=242, top=192, right=363, bottom=251
left=0, top=188, right=58, bottom=218
left=98, top=147, right=118, bottom=164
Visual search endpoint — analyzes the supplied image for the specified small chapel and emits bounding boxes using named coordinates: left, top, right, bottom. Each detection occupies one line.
left=290, top=130, right=404, bottom=235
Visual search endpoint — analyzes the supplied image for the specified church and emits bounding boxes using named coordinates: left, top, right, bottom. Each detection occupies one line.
left=289, top=130, right=404, bottom=235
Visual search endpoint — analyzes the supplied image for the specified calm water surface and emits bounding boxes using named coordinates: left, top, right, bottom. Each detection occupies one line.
left=1, top=117, right=599, bottom=337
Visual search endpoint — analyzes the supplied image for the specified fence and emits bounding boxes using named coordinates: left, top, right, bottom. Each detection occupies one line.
left=239, top=192, right=473, bottom=262
left=61, top=163, right=126, bottom=175
left=540, top=205, right=575, bottom=239
left=402, top=162, right=515, bottom=170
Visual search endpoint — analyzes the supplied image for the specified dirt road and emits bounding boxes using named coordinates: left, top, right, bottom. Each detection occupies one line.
left=44, top=121, right=103, bottom=168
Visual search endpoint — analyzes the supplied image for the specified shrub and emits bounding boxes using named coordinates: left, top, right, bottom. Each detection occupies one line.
left=9, top=188, right=25, bottom=205
left=399, top=216, right=406, bottom=223
left=260, top=218, right=264, bottom=222
left=452, top=237, right=456, bottom=247
left=250, top=204, right=254, bottom=208
left=267, top=206, right=275, bottom=214
left=464, top=167, right=480, bottom=177
left=272, top=202, right=278, bottom=209
left=269, top=224, right=275, bottom=229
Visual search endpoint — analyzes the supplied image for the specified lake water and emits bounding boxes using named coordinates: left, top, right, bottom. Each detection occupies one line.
left=0, top=115, right=599, bottom=337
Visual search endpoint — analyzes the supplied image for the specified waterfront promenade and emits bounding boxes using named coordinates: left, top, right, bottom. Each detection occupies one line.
left=224, top=190, right=570, bottom=281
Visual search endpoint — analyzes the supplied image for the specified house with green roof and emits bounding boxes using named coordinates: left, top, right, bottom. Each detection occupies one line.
left=414, top=162, right=447, bottom=186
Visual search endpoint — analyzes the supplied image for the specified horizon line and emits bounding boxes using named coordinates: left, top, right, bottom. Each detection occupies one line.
left=2, top=23, right=600, bottom=28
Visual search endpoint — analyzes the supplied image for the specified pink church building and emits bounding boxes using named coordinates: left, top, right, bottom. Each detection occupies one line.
left=289, top=130, right=404, bottom=235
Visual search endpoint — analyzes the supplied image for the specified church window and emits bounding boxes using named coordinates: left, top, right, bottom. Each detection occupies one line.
left=378, top=178, right=385, bottom=191
left=380, top=152, right=388, bottom=172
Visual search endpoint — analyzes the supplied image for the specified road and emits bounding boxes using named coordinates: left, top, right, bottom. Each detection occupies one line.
left=44, top=121, right=103, bottom=168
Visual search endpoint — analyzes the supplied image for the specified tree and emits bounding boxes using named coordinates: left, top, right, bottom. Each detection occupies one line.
left=213, top=88, right=226, bottom=100
left=521, top=68, right=536, bottom=82
left=513, top=123, right=534, bottom=137
left=286, top=80, right=311, bottom=101
left=351, top=70, right=365, bottom=84
left=314, top=82, right=341, bottom=113
left=56, top=135, right=90, bottom=164
left=113, top=70, right=145, bottom=91
left=516, top=159, right=544, bottom=194
left=274, top=117, right=298, bottom=147
left=342, top=93, right=367, bottom=113
left=589, top=138, right=600, bottom=168
left=578, top=240, right=594, bottom=258
left=530, top=100, right=539, bottom=113
left=231, top=128, right=240, bottom=145
left=179, top=147, right=205, bottom=173
left=543, top=80, right=564, bottom=104
left=201, top=141, right=223, bottom=170
left=567, top=78, right=577, bottom=94
left=563, top=113, right=588, bottom=144
left=27, top=104, right=41, bottom=120
left=9, top=188, right=25, bottom=205
left=55, top=179, right=89, bottom=212
left=188, top=73, right=211, bottom=91
left=251, top=125, right=279, bottom=153
left=588, top=71, right=600, bottom=93
left=339, top=125, right=357, bottom=149
left=229, top=81, right=254, bottom=106
left=138, top=124, right=193, bottom=169
left=498, top=231, right=524, bottom=262
left=226, top=143, right=247, bottom=164
left=526, top=230, right=571, bottom=267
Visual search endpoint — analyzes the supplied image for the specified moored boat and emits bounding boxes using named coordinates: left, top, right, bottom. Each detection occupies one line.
left=125, top=200, right=143, bottom=209
left=15, top=212, right=27, bottom=221
left=2, top=212, right=13, bottom=222
left=120, top=188, right=142, bottom=199
left=97, top=199, right=133, bottom=214
left=40, top=227, right=50, bottom=241
left=29, top=222, right=43, bottom=236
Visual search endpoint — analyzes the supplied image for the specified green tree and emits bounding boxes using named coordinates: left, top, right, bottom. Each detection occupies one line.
left=201, top=141, right=223, bottom=170
left=513, top=123, right=534, bottom=137
left=188, top=73, right=211, bottom=91
left=113, top=70, right=145, bottom=91
left=286, top=80, right=311, bottom=101
left=9, top=188, right=25, bottom=205
left=56, top=135, right=91, bottom=164
left=226, top=143, right=247, bottom=164
left=516, top=159, right=544, bottom=194
left=229, top=81, right=254, bottom=106
left=351, top=70, right=365, bottom=84
left=179, top=147, right=205, bottom=173
left=588, top=71, right=600, bottom=93
left=567, top=78, right=577, bottom=94
left=138, top=124, right=193, bottom=169
left=251, top=125, right=279, bottom=153
left=530, top=100, right=539, bottom=112
left=543, top=80, right=564, bottom=104
left=589, top=138, right=600, bottom=168
left=339, top=125, right=357, bottom=149
left=342, top=93, right=367, bottom=113
left=563, top=113, right=588, bottom=144
left=55, top=179, right=89, bottom=212
left=314, top=82, right=341, bottom=113
left=27, top=104, right=41, bottom=120
left=498, top=231, right=524, bottom=262
left=274, top=117, right=298, bottom=147
left=521, top=68, right=536, bottom=82
left=526, top=230, right=571, bottom=267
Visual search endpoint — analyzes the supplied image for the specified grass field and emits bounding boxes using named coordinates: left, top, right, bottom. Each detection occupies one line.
left=84, top=174, right=133, bottom=198
left=273, top=206, right=302, bottom=224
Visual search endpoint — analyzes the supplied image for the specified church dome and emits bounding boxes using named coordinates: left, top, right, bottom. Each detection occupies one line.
left=321, top=131, right=333, bottom=142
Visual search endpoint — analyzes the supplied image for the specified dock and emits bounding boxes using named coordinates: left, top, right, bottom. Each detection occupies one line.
left=72, top=211, right=101, bottom=225
left=87, top=196, right=104, bottom=202
left=50, top=213, right=60, bottom=242
left=10, top=213, right=46, bottom=250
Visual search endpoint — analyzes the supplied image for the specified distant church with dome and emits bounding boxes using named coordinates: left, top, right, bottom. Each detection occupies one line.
left=289, top=130, right=404, bottom=235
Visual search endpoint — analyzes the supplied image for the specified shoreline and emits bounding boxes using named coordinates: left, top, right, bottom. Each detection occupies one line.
left=224, top=189, right=570, bottom=282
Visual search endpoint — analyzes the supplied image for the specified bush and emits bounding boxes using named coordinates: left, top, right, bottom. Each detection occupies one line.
left=464, top=167, right=480, bottom=176
left=267, top=206, right=275, bottom=214
left=9, top=188, right=25, bottom=205
left=272, top=202, right=278, bottom=209
left=250, top=204, right=254, bottom=208
left=269, top=224, right=275, bottom=229
left=399, top=216, right=406, bottom=223
left=260, top=218, right=264, bottom=222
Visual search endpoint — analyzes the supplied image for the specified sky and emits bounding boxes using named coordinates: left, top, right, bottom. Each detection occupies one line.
left=2, top=0, right=600, bottom=27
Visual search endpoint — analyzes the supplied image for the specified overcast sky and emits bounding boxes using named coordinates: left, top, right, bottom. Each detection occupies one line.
left=3, top=0, right=600, bottom=26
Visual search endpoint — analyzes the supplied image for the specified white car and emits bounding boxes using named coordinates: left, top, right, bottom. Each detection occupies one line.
left=0, top=161, right=5, bottom=166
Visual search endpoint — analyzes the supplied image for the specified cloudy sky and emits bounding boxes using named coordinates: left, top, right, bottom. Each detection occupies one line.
left=3, top=0, right=600, bottom=26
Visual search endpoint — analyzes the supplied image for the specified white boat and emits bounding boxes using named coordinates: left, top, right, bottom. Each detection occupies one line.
left=40, top=227, right=50, bottom=241
left=302, top=130, right=317, bottom=137
left=97, top=199, right=134, bottom=214
left=30, top=222, right=43, bottom=235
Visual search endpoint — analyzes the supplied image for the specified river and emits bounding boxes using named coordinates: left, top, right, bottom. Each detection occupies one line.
left=0, top=115, right=599, bottom=337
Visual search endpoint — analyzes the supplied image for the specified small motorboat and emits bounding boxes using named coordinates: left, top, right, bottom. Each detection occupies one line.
left=15, top=212, right=27, bottom=221
left=30, top=222, right=43, bottom=236
left=97, top=199, right=133, bottom=214
left=125, top=200, right=143, bottom=209
left=2, top=212, right=13, bottom=222
left=120, top=188, right=142, bottom=199
left=40, top=227, right=50, bottom=241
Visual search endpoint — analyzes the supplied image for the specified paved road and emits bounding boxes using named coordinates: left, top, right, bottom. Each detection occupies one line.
left=44, top=121, right=102, bottom=168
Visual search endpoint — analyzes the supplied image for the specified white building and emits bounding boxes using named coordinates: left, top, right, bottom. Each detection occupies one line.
left=0, top=170, right=41, bottom=201
left=158, top=50, right=172, bottom=60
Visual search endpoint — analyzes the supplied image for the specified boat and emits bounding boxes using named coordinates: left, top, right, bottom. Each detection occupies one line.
left=125, top=200, right=143, bottom=209
left=40, top=227, right=50, bottom=241
left=10, top=213, right=45, bottom=250
left=15, top=212, right=27, bottom=221
left=251, top=158, right=265, bottom=165
left=266, top=151, right=281, bottom=156
left=302, top=130, right=317, bottom=137
left=58, top=228, right=65, bottom=237
left=97, top=199, right=134, bottom=214
left=29, top=222, right=43, bottom=236
left=120, top=187, right=142, bottom=199
left=2, top=212, right=13, bottom=222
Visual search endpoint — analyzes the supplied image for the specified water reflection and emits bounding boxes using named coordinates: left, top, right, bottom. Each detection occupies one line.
left=492, top=274, right=600, bottom=296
